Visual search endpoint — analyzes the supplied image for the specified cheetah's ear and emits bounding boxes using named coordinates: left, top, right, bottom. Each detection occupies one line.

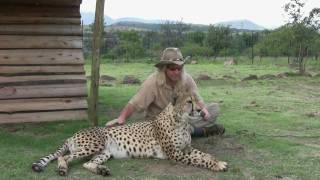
left=175, top=91, right=192, bottom=106
left=165, top=102, right=175, bottom=111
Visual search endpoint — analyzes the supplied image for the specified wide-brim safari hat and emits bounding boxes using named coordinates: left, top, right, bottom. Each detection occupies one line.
left=155, top=47, right=185, bottom=68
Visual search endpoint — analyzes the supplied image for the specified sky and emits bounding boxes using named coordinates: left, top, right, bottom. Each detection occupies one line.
left=80, top=0, right=320, bottom=29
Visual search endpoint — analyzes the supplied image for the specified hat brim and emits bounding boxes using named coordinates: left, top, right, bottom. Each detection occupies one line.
left=155, top=60, right=184, bottom=68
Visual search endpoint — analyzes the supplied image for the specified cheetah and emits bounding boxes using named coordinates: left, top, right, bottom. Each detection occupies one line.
left=31, top=95, right=228, bottom=176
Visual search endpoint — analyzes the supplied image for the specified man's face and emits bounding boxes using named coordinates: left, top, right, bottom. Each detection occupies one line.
left=165, top=64, right=183, bottom=82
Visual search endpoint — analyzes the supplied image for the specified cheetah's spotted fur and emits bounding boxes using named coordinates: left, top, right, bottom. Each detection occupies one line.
left=32, top=95, right=228, bottom=176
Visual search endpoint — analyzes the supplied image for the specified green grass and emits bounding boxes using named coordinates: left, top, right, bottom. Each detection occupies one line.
left=1, top=57, right=320, bottom=179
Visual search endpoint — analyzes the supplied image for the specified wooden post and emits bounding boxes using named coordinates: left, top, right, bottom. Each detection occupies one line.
left=88, top=0, right=105, bottom=126
left=251, top=31, right=254, bottom=64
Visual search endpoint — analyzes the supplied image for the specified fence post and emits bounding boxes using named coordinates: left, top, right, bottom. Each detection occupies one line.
left=88, top=0, right=105, bottom=126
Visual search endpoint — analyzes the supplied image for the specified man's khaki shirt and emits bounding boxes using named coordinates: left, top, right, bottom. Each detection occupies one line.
left=128, top=72, right=203, bottom=119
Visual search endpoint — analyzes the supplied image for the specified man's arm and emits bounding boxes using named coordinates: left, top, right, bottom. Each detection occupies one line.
left=117, top=103, right=136, bottom=124
left=106, top=103, right=136, bottom=127
left=106, top=73, right=156, bottom=127
left=195, top=100, right=210, bottom=120
left=186, top=74, right=210, bottom=120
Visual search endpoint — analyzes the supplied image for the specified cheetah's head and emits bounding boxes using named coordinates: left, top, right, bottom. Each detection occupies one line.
left=170, top=93, right=195, bottom=125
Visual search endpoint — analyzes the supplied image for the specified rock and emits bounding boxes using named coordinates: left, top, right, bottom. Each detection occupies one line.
left=277, top=73, right=288, bottom=78
left=100, top=75, right=116, bottom=81
left=100, top=83, right=113, bottom=87
left=222, top=75, right=236, bottom=80
left=307, top=112, right=320, bottom=117
left=99, top=75, right=117, bottom=86
left=122, top=75, right=141, bottom=84
left=197, top=74, right=212, bottom=81
left=259, top=74, right=277, bottom=80
left=241, top=75, right=258, bottom=81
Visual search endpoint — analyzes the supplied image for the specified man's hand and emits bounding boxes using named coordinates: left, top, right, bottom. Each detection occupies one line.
left=201, top=107, right=211, bottom=120
left=105, top=118, right=125, bottom=127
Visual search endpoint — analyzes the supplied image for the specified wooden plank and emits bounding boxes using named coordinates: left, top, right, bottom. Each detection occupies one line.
left=0, top=0, right=82, bottom=6
left=0, top=84, right=87, bottom=100
left=0, top=97, right=87, bottom=113
left=0, top=49, right=84, bottom=65
left=0, top=35, right=82, bottom=49
left=0, top=75, right=86, bottom=86
left=0, top=5, right=80, bottom=18
left=0, top=110, right=87, bottom=124
left=0, top=25, right=82, bottom=35
left=0, top=65, right=84, bottom=76
left=0, top=17, right=81, bottom=25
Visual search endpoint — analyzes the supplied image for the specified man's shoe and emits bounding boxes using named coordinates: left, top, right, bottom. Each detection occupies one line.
left=205, top=124, right=225, bottom=136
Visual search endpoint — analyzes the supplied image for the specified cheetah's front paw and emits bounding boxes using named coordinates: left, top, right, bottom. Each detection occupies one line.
left=97, top=165, right=111, bottom=176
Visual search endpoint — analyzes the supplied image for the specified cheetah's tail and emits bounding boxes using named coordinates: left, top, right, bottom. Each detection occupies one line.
left=31, top=141, right=69, bottom=172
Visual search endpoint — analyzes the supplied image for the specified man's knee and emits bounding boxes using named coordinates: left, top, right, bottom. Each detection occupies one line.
left=188, top=102, right=224, bottom=137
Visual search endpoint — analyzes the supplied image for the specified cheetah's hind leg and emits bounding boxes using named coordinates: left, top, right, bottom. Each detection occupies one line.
left=83, top=152, right=111, bottom=176
left=57, top=144, right=104, bottom=176
left=32, top=143, right=69, bottom=172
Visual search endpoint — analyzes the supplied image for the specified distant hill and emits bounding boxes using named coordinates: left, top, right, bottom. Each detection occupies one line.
left=81, top=12, right=266, bottom=31
left=81, top=12, right=163, bottom=25
left=114, top=17, right=164, bottom=24
left=105, top=21, right=210, bottom=32
left=214, top=19, right=265, bottom=30
left=81, top=12, right=114, bottom=25
left=106, top=21, right=162, bottom=31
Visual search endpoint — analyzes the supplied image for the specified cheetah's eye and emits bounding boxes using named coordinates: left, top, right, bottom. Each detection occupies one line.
left=187, top=100, right=192, bottom=104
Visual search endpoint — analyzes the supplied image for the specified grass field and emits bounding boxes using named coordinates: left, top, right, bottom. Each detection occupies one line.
left=0, top=58, right=319, bottom=179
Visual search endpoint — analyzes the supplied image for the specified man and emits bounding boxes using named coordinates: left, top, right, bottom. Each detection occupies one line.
left=106, top=47, right=225, bottom=137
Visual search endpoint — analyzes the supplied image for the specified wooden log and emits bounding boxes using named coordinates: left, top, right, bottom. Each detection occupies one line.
left=89, top=0, right=105, bottom=126
left=0, top=84, right=87, bottom=100
left=0, top=5, right=80, bottom=18
left=0, top=110, right=87, bottom=124
left=0, top=17, right=81, bottom=25
left=0, top=25, right=82, bottom=36
left=0, top=49, right=84, bottom=65
left=0, top=65, right=84, bottom=76
left=0, top=75, right=87, bottom=86
left=0, top=35, right=82, bottom=49
left=0, top=0, right=82, bottom=6
left=0, top=97, right=87, bottom=113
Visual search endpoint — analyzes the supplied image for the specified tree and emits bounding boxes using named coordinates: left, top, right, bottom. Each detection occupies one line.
left=284, top=0, right=320, bottom=73
left=186, top=31, right=206, bottom=46
left=160, top=20, right=190, bottom=47
left=205, top=25, right=232, bottom=59
left=181, top=43, right=212, bottom=58
left=254, top=26, right=293, bottom=61
left=309, top=34, right=320, bottom=60
left=113, top=30, right=144, bottom=61
left=141, top=31, right=161, bottom=57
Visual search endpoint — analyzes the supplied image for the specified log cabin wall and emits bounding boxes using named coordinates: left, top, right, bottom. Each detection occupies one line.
left=0, top=0, right=88, bottom=123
